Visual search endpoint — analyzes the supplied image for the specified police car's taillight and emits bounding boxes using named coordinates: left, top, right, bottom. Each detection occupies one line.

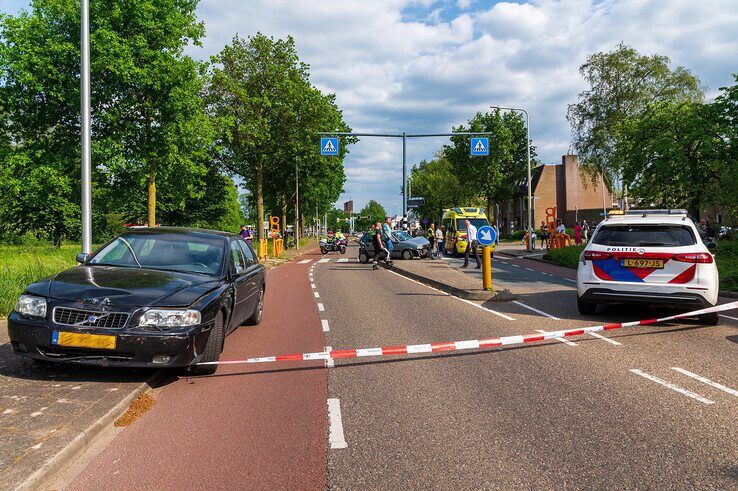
left=673, top=253, right=713, bottom=263
left=584, top=251, right=611, bottom=261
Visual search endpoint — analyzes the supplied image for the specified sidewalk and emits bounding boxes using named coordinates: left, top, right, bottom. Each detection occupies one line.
left=0, top=320, right=159, bottom=490
left=388, top=257, right=514, bottom=302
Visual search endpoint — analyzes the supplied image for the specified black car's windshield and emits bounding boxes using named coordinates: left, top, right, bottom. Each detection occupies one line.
left=592, top=225, right=696, bottom=247
left=456, top=218, right=488, bottom=231
left=89, top=233, right=226, bottom=275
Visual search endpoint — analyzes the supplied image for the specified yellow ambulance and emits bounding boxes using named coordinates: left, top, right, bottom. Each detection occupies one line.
left=441, top=207, right=491, bottom=255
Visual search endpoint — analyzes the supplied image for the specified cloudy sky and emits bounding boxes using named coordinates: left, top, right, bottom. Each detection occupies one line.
left=2, top=0, right=737, bottom=216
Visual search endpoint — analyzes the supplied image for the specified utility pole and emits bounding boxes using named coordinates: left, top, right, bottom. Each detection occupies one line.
left=80, top=0, right=92, bottom=254
left=402, top=132, right=407, bottom=218
left=295, top=164, right=299, bottom=250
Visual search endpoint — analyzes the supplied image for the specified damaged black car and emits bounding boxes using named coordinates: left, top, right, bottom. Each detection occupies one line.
left=8, top=228, right=265, bottom=374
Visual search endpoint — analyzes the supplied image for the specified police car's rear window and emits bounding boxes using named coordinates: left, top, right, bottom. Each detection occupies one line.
left=592, top=225, right=696, bottom=247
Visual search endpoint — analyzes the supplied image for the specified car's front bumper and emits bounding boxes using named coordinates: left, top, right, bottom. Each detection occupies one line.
left=7, top=312, right=213, bottom=368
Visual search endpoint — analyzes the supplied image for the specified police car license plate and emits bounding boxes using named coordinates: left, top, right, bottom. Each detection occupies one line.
left=52, top=331, right=117, bottom=350
left=623, top=258, right=664, bottom=269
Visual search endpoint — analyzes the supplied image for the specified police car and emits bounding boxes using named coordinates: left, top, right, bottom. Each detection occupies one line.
left=576, top=210, right=719, bottom=324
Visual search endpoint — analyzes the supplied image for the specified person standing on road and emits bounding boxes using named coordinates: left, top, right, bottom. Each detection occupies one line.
left=462, top=219, right=480, bottom=269
left=426, top=223, right=435, bottom=254
left=582, top=219, right=590, bottom=242
left=372, top=221, right=388, bottom=269
left=435, top=226, right=445, bottom=257
left=382, top=216, right=394, bottom=262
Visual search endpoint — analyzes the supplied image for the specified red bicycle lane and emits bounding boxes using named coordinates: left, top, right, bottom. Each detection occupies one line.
left=71, top=250, right=328, bottom=490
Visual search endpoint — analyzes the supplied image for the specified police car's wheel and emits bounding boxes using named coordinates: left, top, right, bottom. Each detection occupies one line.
left=698, top=312, right=719, bottom=326
left=358, top=251, right=369, bottom=263
left=577, top=296, right=598, bottom=315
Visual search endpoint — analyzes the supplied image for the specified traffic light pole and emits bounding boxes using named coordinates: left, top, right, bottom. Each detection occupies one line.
left=318, top=131, right=490, bottom=225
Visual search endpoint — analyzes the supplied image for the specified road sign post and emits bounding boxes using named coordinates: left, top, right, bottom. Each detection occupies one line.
left=477, top=225, right=497, bottom=292
left=320, top=137, right=339, bottom=156
left=470, top=137, right=489, bottom=156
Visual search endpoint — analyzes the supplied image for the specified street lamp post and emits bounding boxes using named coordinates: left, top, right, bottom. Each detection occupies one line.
left=80, top=0, right=92, bottom=254
left=491, top=106, right=531, bottom=251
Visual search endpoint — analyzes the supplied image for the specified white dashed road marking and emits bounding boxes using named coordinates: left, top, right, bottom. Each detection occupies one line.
left=720, top=314, right=738, bottom=321
left=325, top=346, right=335, bottom=367
left=587, top=331, right=622, bottom=345
left=671, top=367, right=738, bottom=398
left=513, top=301, right=561, bottom=320
left=317, top=303, right=325, bottom=312
left=525, top=267, right=535, bottom=271
left=314, top=291, right=320, bottom=298
left=564, top=278, right=577, bottom=283
left=318, top=258, right=331, bottom=263
left=337, top=258, right=349, bottom=263
left=321, top=319, right=330, bottom=332
left=298, top=259, right=312, bottom=264
left=327, top=398, right=348, bottom=449
left=536, top=329, right=577, bottom=347
left=630, top=369, right=714, bottom=404
left=512, top=264, right=520, bottom=268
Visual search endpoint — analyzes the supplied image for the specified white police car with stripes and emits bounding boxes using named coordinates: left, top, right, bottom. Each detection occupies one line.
left=576, top=210, right=719, bottom=324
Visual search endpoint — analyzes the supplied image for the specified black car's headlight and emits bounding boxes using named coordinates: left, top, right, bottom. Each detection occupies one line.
left=15, top=294, right=48, bottom=318
left=139, top=309, right=201, bottom=328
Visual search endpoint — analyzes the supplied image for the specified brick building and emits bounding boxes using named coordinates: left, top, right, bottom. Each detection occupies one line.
left=343, top=200, right=354, bottom=215
left=498, top=154, right=614, bottom=234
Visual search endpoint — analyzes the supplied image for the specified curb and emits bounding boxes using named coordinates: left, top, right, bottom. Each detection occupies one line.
left=16, top=371, right=165, bottom=490
left=385, top=263, right=515, bottom=302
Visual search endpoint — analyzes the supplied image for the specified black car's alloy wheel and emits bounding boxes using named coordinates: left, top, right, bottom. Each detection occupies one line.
left=247, top=286, right=264, bottom=325
left=191, top=311, right=224, bottom=375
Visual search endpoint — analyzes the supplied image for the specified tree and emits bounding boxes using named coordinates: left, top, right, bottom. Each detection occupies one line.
left=443, top=110, right=534, bottom=227
left=208, top=34, right=351, bottom=242
left=355, top=200, right=386, bottom=231
left=567, top=43, right=703, bottom=207
left=409, top=154, right=464, bottom=223
left=712, top=74, right=738, bottom=216
left=620, top=100, right=726, bottom=218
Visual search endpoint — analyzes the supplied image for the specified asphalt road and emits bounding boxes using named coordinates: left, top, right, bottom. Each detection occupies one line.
left=64, top=244, right=737, bottom=489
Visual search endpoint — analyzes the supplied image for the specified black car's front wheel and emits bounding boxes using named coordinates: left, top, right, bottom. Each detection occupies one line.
left=401, top=249, right=413, bottom=260
left=191, top=311, right=224, bottom=375
left=358, top=251, right=369, bottom=263
left=246, top=286, right=264, bottom=325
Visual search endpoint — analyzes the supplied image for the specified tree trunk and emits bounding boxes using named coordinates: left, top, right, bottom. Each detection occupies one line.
left=148, top=172, right=156, bottom=226
left=256, top=163, right=264, bottom=242
left=281, top=191, right=287, bottom=237
left=505, top=200, right=512, bottom=235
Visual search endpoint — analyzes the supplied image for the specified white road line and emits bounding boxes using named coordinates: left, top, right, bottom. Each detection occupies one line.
left=298, top=259, right=312, bottom=264
left=587, top=331, right=622, bottom=345
left=500, top=261, right=508, bottom=265
left=564, top=278, right=577, bottom=283
left=321, top=319, right=330, bottom=332
left=314, top=291, right=320, bottom=298
left=327, top=398, right=348, bottom=448
left=385, top=269, right=515, bottom=321
left=325, top=346, right=335, bottom=367
left=720, top=314, right=738, bottom=321
left=317, top=303, right=325, bottom=312
left=630, top=369, right=714, bottom=404
left=311, top=283, right=316, bottom=289
left=671, top=367, right=738, bottom=398
left=536, top=329, right=577, bottom=346
left=337, top=258, right=349, bottom=263
left=512, top=264, right=520, bottom=268
left=318, top=258, right=331, bottom=263
left=525, top=267, right=535, bottom=271
left=513, top=300, right=561, bottom=320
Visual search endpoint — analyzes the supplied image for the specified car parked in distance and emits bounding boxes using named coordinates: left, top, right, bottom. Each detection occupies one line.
left=576, top=210, right=719, bottom=324
left=8, top=228, right=265, bottom=374
left=357, top=230, right=430, bottom=262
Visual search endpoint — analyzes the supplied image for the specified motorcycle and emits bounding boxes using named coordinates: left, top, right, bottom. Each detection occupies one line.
left=320, top=236, right=347, bottom=254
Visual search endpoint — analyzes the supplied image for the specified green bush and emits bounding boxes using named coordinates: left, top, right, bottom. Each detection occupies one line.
left=715, top=239, right=738, bottom=293
left=544, top=245, right=585, bottom=269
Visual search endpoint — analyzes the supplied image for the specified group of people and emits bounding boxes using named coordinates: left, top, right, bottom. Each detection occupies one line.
left=425, top=223, right=447, bottom=258
left=537, top=219, right=591, bottom=249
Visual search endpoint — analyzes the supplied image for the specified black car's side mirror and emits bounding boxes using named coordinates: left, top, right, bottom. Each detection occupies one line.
left=76, top=252, right=88, bottom=264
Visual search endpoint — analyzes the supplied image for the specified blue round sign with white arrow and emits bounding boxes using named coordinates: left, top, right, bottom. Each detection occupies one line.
left=477, top=225, right=496, bottom=246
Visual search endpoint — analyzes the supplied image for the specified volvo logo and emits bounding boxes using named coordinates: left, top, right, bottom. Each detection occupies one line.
left=87, top=315, right=98, bottom=323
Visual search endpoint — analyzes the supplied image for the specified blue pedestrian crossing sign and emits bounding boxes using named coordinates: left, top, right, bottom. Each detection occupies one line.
left=477, top=225, right=496, bottom=246
left=470, top=137, right=489, bottom=156
left=320, top=137, right=339, bottom=156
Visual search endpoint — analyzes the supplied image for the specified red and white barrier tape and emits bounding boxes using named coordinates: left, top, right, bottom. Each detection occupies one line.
left=197, top=301, right=738, bottom=366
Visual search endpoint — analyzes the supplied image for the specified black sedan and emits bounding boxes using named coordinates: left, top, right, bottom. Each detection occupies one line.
left=8, top=228, right=265, bottom=374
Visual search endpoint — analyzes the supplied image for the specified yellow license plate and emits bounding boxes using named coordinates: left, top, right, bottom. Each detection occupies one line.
left=623, top=258, right=664, bottom=269
left=52, top=331, right=117, bottom=350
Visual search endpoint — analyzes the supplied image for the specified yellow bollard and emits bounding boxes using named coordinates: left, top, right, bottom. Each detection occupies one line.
left=482, top=245, right=493, bottom=291
left=259, top=238, right=267, bottom=261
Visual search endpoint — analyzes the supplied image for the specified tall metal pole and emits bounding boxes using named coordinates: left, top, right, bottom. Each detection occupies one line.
left=402, top=132, right=407, bottom=220
left=80, top=0, right=92, bottom=254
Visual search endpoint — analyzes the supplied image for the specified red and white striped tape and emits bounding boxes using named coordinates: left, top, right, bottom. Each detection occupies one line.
left=197, top=301, right=737, bottom=366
